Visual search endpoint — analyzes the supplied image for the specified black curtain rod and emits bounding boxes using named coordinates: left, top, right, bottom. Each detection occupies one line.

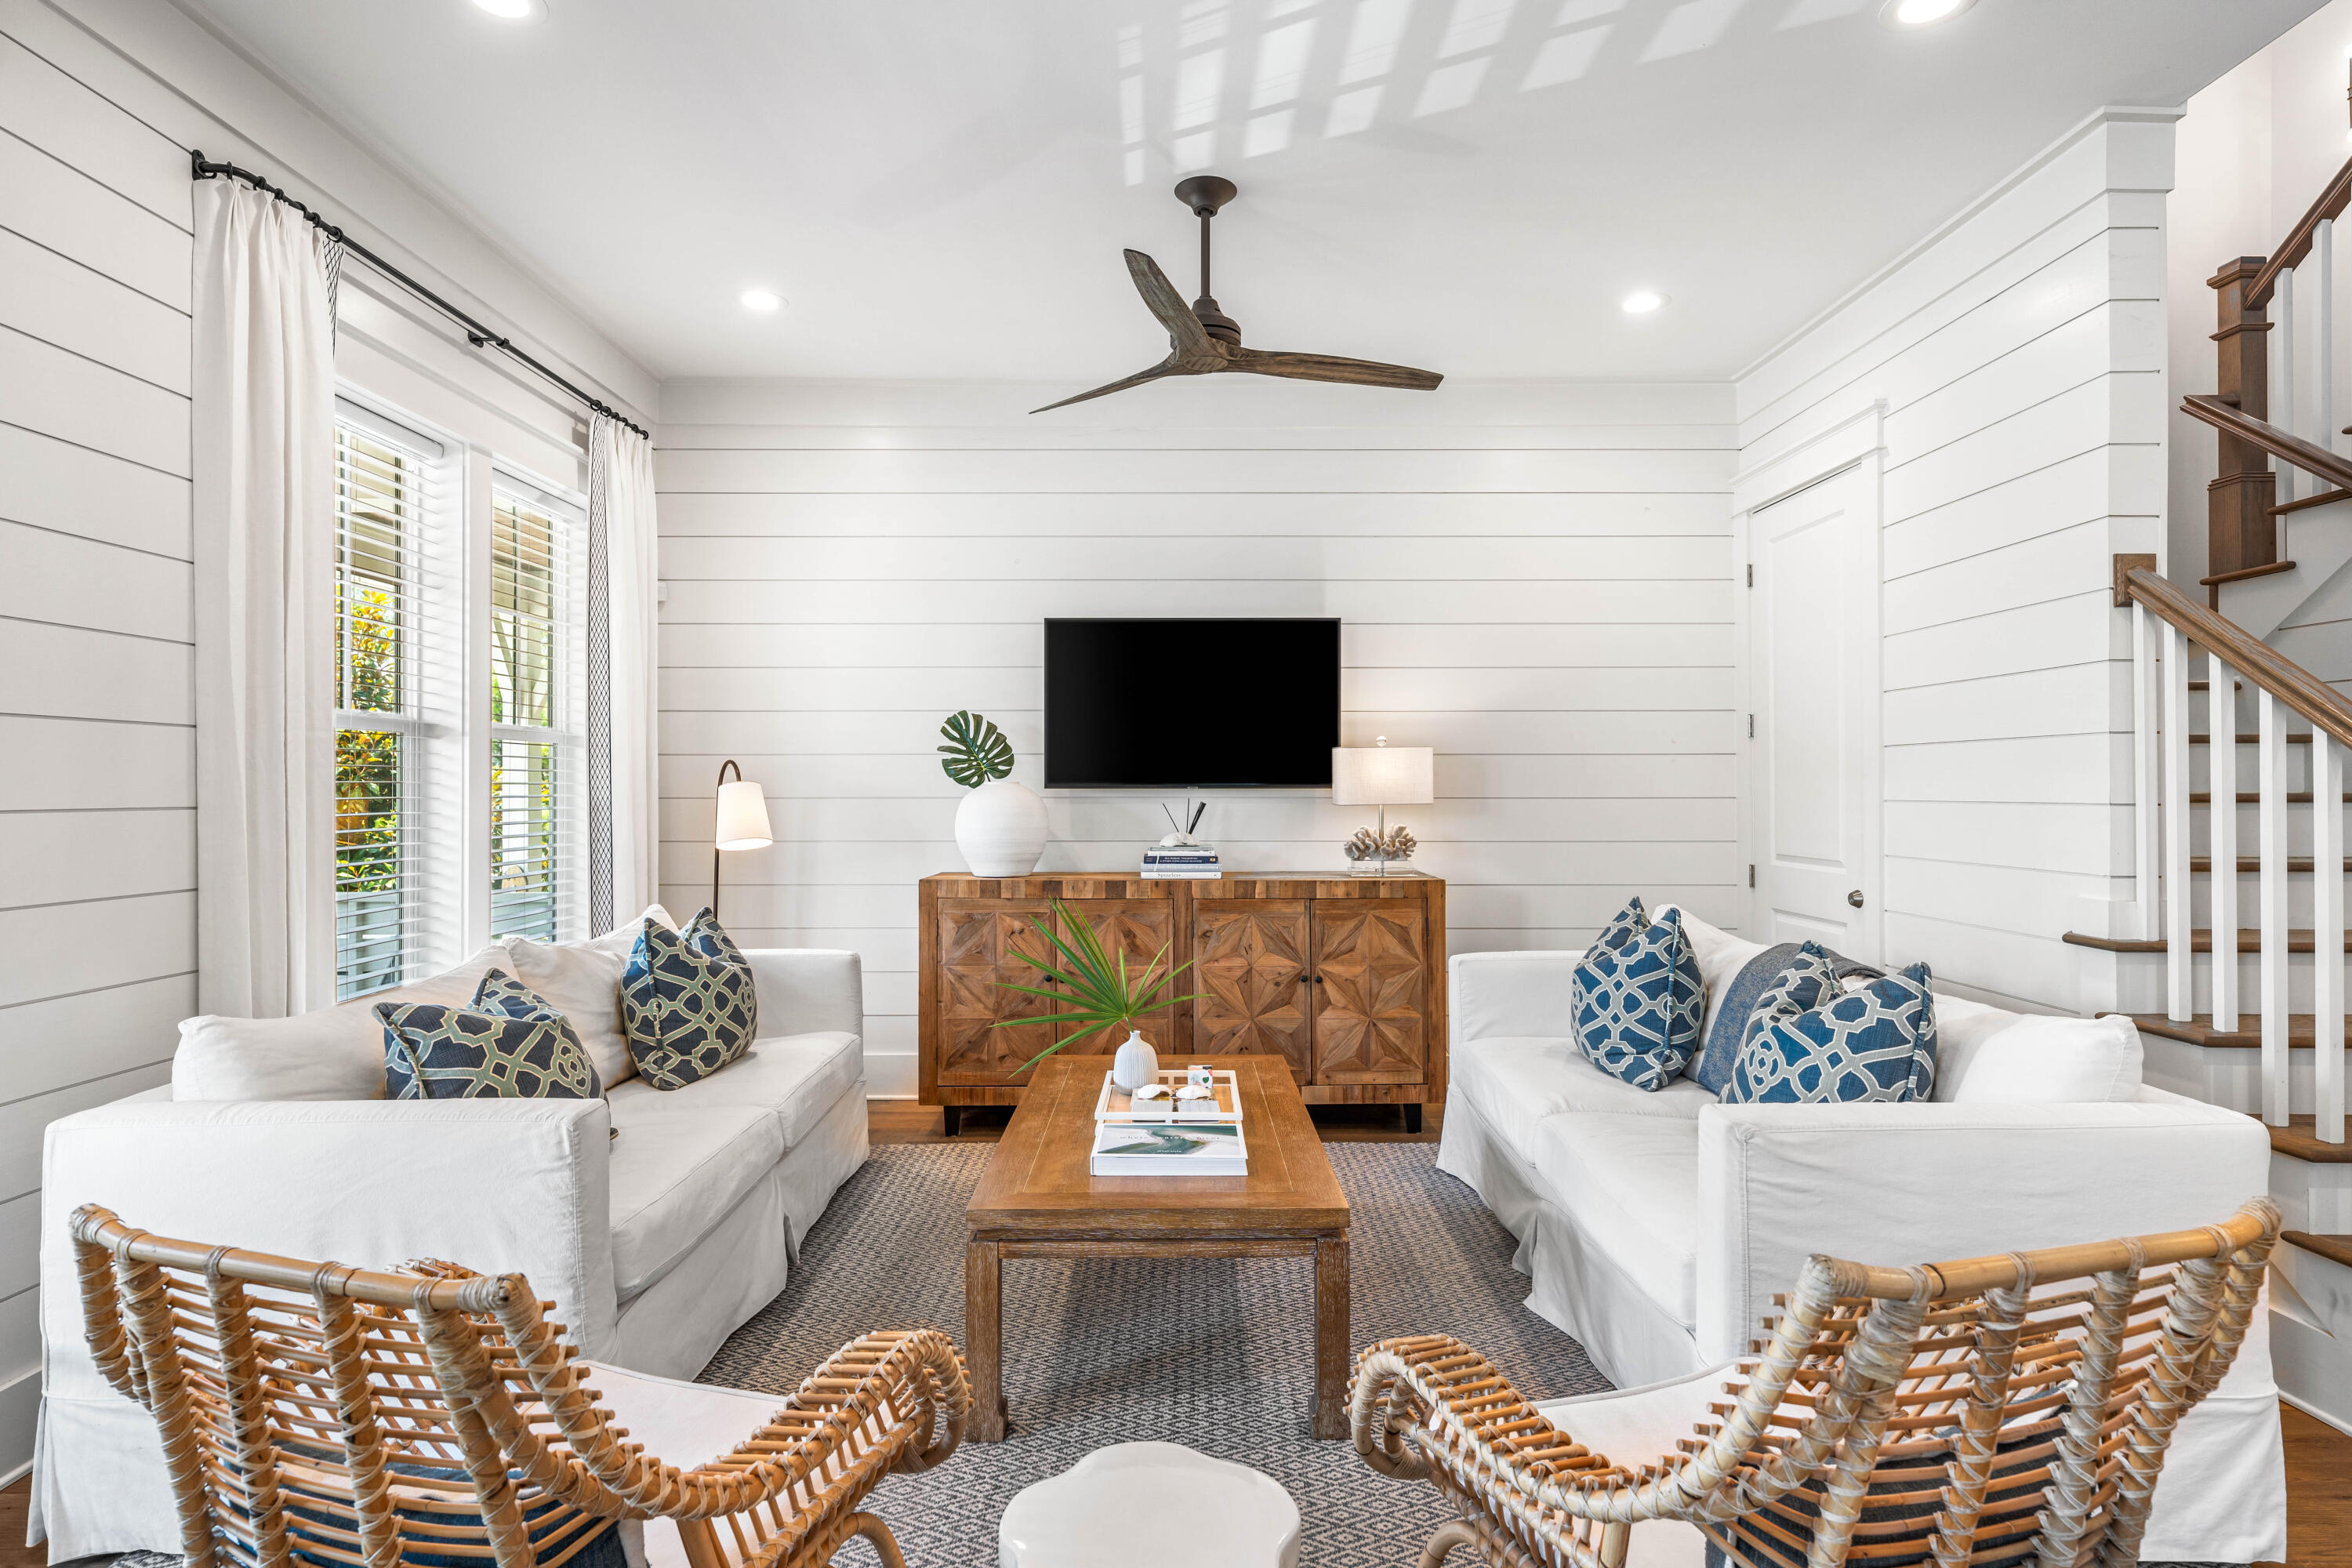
left=191, top=151, right=649, bottom=441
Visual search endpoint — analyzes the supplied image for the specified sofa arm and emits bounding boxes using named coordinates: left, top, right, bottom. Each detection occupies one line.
left=744, top=948, right=862, bottom=1038
left=1693, top=1098, right=2271, bottom=1363
left=40, top=1096, right=617, bottom=1396
left=1449, top=950, right=1578, bottom=1045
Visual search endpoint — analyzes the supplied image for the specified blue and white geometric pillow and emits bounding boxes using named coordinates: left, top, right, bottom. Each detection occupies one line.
left=622, top=907, right=759, bottom=1091
left=378, top=970, right=600, bottom=1102
left=1571, top=896, right=1705, bottom=1091
left=1725, top=948, right=1938, bottom=1105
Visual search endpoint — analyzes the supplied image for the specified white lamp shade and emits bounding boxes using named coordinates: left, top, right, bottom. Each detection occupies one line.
left=715, top=779, right=774, bottom=851
left=1330, top=745, right=1434, bottom=807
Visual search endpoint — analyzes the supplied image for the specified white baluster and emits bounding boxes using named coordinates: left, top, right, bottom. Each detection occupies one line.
left=2278, top=264, right=2299, bottom=506
left=2258, top=688, right=2292, bottom=1126
left=2164, top=623, right=2194, bottom=1023
left=2133, top=603, right=2161, bottom=940
left=2318, top=219, right=2336, bottom=468
left=2316, top=733, right=2347, bottom=1143
left=2209, top=653, right=2240, bottom=1032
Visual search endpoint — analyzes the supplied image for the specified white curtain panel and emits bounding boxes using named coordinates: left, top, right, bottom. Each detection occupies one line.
left=191, top=179, right=340, bottom=1017
left=591, top=415, right=661, bottom=927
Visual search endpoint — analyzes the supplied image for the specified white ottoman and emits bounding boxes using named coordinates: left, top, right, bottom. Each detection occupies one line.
left=998, top=1442, right=1302, bottom=1567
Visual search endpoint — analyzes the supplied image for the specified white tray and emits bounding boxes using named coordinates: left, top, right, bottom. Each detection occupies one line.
left=1093, top=1068, right=1243, bottom=1125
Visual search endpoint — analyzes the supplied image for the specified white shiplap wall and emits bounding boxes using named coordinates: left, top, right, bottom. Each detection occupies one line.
left=654, top=379, right=1737, bottom=1094
left=1734, top=110, right=2176, bottom=1014
left=0, top=0, right=652, bottom=1483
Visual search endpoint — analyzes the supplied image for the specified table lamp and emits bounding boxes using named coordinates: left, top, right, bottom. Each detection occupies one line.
left=1331, top=736, right=1433, bottom=877
left=713, top=759, right=774, bottom=918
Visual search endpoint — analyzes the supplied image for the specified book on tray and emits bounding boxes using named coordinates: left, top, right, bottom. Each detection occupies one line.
left=1089, top=1119, right=1247, bottom=1176
left=1142, top=842, right=1220, bottom=879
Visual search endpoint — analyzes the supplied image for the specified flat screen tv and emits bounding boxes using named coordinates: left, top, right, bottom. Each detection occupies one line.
left=1044, top=618, right=1340, bottom=788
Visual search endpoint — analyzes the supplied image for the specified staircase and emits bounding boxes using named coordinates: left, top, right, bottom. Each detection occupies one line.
left=2066, top=153, right=2352, bottom=1434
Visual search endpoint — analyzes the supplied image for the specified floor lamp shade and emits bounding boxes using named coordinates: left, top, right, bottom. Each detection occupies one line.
left=1330, top=744, right=1434, bottom=806
left=715, top=779, right=775, bottom=851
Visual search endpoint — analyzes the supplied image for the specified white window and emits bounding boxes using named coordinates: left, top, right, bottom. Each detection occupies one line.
left=488, top=483, right=585, bottom=944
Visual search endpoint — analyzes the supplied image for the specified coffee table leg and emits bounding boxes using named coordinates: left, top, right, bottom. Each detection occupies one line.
left=967, top=1239, right=1004, bottom=1442
left=1314, top=1232, right=1350, bottom=1439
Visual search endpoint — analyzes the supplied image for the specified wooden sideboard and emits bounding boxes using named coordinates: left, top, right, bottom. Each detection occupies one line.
left=917, top=872, right=1447, bottom=1134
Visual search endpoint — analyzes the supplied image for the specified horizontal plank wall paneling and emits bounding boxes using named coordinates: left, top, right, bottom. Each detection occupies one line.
left=655, top=379, right=1737, bottom=1097
left=1734, top=111, right=2176, bottom=1014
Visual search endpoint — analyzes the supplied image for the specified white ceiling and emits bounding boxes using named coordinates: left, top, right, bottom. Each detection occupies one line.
left=183, top=0, right=2319, bottom=387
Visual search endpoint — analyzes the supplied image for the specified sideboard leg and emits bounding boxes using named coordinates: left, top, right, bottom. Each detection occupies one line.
left=1402, top=1102, right=1423, bottom=1135
left=942, top=1105, right=962, bottom=1138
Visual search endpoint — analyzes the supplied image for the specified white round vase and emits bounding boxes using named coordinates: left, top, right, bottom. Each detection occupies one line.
left=1110, top=1029, right=1160, bottom=1093
left=953, top=779, right=1048, bottom=877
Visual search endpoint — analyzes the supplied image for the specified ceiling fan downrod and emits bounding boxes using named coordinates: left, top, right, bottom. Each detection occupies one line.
left=1174, top=175, right=1242, bottom=344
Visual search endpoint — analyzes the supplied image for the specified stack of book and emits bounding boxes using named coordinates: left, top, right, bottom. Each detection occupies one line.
left=1091, top=1069, right=1248, bottom=1175
left=1140, top=841, right=1220, bottom=879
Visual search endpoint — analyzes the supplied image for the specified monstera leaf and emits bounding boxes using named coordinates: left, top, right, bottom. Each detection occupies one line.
left=938, top=710, right=1014, bottom=788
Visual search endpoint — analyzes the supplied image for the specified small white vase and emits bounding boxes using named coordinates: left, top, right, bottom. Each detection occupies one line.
left=1110, top=1029, right=1160, bottom=1093
left=954, top=779, right=1049, bottom=877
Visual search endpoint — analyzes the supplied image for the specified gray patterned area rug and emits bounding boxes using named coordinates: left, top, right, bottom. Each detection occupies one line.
left=699, top=1141, right=1609, bottom=1567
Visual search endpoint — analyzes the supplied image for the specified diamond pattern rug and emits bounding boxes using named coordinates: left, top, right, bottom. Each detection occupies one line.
left=698, top=1141, right=1609, bottom=1566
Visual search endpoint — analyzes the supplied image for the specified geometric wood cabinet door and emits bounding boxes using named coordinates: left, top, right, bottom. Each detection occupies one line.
left=934, top=898, right=1058, bottom=1086
left=1310, top=899, right=1428, bottom=1085
left=919, top=873, right=1443, bottom=1131
left=1192, top=898, right=1312, bottom=1079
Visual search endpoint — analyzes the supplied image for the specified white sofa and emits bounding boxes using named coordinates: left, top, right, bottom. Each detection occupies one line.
left=30, top=929, right=869, bottom=1559
left=1439, top=906, right=2287, bottom=1565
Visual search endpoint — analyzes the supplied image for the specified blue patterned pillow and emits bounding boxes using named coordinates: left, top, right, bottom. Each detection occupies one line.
left=1572, top=897, right=1704, bottom=1091
left=1725, top=949, right=1938, bottom=1105
left=1690, top=941, right=1884, bottom=1095
left=622, top=908, right=758, bottom=1091
left=378, top=970, right=600, bottom=1102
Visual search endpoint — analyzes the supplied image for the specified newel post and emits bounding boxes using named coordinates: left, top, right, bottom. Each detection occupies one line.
left=2208, top=256, right=2277, bottom=598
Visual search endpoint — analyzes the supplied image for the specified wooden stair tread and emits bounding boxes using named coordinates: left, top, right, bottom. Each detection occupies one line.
left=2271, top=1117, right=2352, bottom=1163
left=2187, top=791, right=2350, bottom=804
left=2189, top=856, right=2347, bottom=873
left=2187, top=733, right=2314, bottom=745
left=2200, top=559, right=2298, bottom=587
left=2124, top=1012, right=2324, bottom=1048
left=2284, top=1230, right=2352, bottom=1266
left=2062, top=927, right=2352, bottom=953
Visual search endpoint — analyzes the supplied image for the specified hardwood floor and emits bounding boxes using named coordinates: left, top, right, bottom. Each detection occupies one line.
left=7, top=1096, right=2343, bottom=1566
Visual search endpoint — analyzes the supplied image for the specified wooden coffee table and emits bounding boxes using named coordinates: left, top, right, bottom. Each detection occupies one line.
left=964, top=1053, right=1352, bottom=1441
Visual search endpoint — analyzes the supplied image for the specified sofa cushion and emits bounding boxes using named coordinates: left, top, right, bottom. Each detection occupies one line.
left=173, top=942, right=513, bottom=1102
left=623, top=912, right=759, bottom=1090
left=378, top=971, right=601, bottom=1102
left=1457, top=1037, right=1713, bottom=1155
left=604, top=1087, right=784, bottom=1301
left=1690, top=936, right=1885, bottom=1097
left=1530, top=1112, right=1702, bottom=1330
left=1934, top=1005, right=2143, bottom=1103
left=1572, top=899, right=1703, bottom=1091
left=613, top=1030, right=864, bottom=1152
left=1728, top=949, right=1936, bottom=1105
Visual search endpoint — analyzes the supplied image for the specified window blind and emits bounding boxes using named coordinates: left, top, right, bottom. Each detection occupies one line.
left=489, top=485, right=586, bottom=943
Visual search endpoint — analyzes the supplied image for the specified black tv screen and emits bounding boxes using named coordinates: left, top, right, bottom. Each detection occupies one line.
left=1044, top=618, right=1340, bottom=788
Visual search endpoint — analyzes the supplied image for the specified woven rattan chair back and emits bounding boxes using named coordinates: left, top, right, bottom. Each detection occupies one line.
left=1353, top=1197, right=2280, bottom=1568
left=70, top=1204, right=969, bottom=1568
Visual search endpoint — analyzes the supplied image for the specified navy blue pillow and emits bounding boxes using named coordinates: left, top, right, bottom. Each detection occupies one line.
left=378, top=970, right=599, bottom=1102
left=622, top=907, right=758, bottom=1090
left=1725, top=951, right=1937, bottom=1105
left=1689, top=941, right=1884, bottom=1096
left=1571, top=897, right=1704, bottom=1091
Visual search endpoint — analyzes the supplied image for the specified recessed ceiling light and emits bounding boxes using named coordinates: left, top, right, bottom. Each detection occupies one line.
left=471, top=0, right=541, bottom=18
left=1881, top=0, right=1975, bottom=26
left=741, top=289, right=783, bottom=313
left=1621, top=291, right=1667, bottom=315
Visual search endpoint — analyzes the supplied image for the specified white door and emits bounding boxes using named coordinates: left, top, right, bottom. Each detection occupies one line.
left=1750, top=462, right=1879, bottom=959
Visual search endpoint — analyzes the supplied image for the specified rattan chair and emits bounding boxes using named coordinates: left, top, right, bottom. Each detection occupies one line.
left=70, top=1203, right=970, bottom=1568
left=1351, top=1198, right=2279, bottom=1568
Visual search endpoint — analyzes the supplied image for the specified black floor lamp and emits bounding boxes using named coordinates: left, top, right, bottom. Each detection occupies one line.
left=712, top=759, right=774, bottom=919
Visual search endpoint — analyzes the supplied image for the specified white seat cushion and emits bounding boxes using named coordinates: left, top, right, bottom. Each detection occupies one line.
left=1530, top=1112, right=1702, bottom=1329
left=1532, top=1369, right=1725, bottom=1568
left=613, top=1030, right=863, bottom=1150
left=1456, top=1038, right=1715, bottom=1156
left=605, top=1087, right=783, bottom=1301
left=583, top=1360, right=791, bottom=1568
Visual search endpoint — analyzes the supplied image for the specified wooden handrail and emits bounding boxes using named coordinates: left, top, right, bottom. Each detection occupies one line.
left=2121, top=564, right=2352, bottom=753
left=2183, top=393, right=2352, bottom=495
left=2246, top=151, right=2352, bottom=307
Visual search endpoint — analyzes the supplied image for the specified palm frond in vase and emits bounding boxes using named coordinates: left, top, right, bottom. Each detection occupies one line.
left=991, top=898, right=1205, bottom=1075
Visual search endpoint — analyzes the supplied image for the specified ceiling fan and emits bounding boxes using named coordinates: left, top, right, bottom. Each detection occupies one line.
left=1032, top=175, right=1444, bottom=413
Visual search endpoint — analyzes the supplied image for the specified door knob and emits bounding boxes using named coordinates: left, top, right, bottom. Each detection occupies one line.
left=1847, top=890, right=1864, bottom=909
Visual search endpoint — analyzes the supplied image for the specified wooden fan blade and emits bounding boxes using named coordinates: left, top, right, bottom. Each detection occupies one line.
left=1126, top=250, right=1213, bottom=356
left=1229, top=347, right=1443, bottom=390
left=1030, top=359, right=1182, bottom=414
